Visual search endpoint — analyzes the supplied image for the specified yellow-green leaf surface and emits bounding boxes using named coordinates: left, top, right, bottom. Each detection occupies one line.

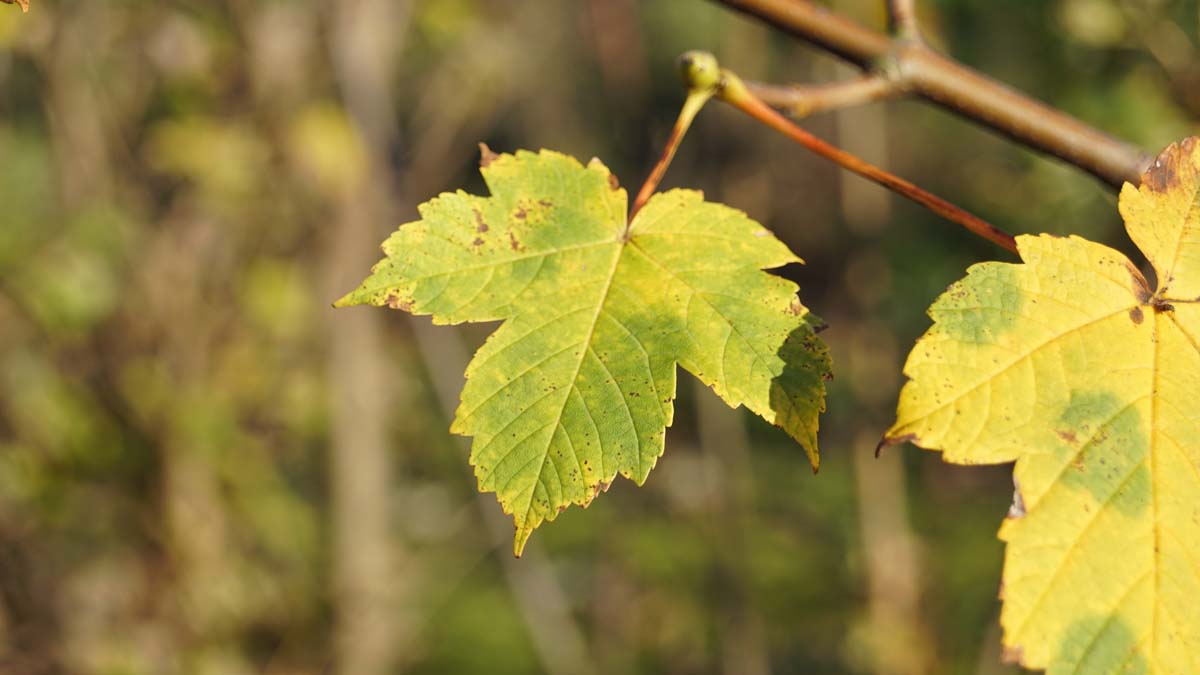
left=887, top=139, right=1200, bottom=673
left=339, top=148, right=830, bottom=555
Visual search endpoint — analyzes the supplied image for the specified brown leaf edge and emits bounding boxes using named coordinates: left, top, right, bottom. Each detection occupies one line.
left=1, top=0, right=30, bottom=12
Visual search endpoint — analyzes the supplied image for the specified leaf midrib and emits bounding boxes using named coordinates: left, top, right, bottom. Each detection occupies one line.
left=519, top=236, right=626, bottom=525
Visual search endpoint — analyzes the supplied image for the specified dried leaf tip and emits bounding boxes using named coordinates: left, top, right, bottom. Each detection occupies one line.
left=1, top=0, right=30, bottom=11
left=874, top=433, right=916, bottom=458
left=479, top=142, right=499, bottom=168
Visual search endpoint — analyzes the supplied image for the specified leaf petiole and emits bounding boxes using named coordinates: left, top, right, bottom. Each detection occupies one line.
left=711, top=57, right=1019, bottom=255
left=628, top=53, right=722, bottom=224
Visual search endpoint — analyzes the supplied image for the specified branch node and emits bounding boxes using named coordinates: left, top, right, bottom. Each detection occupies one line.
left=748, top=73, right=903, bottom=120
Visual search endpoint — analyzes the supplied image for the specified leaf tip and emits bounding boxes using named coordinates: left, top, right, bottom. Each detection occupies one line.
left=875, top=432, right=916, bottom=458
left=1006, top=477, right=1026, bottom=520
left=1139, top=137, right=1199, bottom=193
left=479, top=142, right=500, bottom=168
left=332, top=292, right=359, bottom=308
left=513, top=525, right=533, bottom=558
left=1000, top=643, right=1026, bottom=667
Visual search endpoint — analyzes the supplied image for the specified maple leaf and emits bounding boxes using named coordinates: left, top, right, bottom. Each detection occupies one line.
left=885, top=138, right=1200, bottom=673
left=338, top=148, right=830, bottom=555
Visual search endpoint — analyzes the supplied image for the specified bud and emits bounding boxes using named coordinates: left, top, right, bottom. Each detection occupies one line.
left=677, top=51, right=721, bottom=92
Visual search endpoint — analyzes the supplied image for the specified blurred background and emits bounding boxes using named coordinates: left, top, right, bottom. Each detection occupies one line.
left=0, top=0, right=1196, bottom=673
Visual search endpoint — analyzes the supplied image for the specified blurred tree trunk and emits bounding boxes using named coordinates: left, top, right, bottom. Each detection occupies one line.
left=826, top=20, right=936, bottom=666
left=326, top=1, right=412, bottom=673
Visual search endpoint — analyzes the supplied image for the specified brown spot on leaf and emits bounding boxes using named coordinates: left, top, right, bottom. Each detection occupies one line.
left=786, top=298, right=804, bottom=316
left=474, top=210, right=489, bottom=233
left=1057, top=429, right=1078, bottom=444
left=557, top=504, right=569, bottom=515
left=538, top=199, right=552, bottom=207
left=1153, top=299, right=1175, bottom=313
left=1142, top=139, right=1192, bottom=192
left=1071, top=452, right=1085, bottom=470
left=385, top=294, right=414, bottom=311
left=472, top=237, right=485, bottom=247
left=607, top=173, right=620, bottom=191
left=1129, top=306, right=1144, bottom=325
left=591, top=481, right=611, bottom=498
left=508, top=231, right=523, bottom=251
left=514, top=207, right=527, bottom=220
left=478, top=142, right=499, bottom=168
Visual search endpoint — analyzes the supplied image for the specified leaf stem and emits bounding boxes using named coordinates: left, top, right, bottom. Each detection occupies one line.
left=629, top=53, right=721, bottom=222
left=717, top=66, right=1019, bottom=255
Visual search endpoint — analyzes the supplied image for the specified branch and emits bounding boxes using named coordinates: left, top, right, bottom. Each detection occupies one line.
left=887, top=0, right=921, bottom=40
left=710, top=0, right=1152, bottom=189
left=748, top=75, right=901, bottom=119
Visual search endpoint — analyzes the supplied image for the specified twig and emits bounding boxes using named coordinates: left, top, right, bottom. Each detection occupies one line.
left=887, top=0, right=921, bottom=40
left=717, top=67, right=1019, bottom=254
left=748, top=75, right=901, bottom=119
left=710, top=0, right=1151, bottom=189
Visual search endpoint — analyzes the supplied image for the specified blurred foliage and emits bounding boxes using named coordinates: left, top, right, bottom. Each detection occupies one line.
left=0, top=0, right=1195, bottom=674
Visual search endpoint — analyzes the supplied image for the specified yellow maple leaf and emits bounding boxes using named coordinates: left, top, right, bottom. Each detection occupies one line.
left=887, top=138, right=1200, bottom=673
left=339, top=148, right=830, bottom=555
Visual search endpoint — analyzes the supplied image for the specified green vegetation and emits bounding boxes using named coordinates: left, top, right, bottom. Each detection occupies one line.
left=1, top=1, right=1197, bottom=673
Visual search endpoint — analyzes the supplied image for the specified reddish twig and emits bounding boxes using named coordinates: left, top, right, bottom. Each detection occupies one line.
left=630, top=52, right=721, bottom=222
left=719, top=69, right=1019, bottom=254
left=630, top=90, right=711, bottom=222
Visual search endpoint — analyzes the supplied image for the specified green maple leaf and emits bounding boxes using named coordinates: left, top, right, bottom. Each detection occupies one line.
left=885, top=139, right=1200, bottom=673
left=338, top=147, right=830, bottom=555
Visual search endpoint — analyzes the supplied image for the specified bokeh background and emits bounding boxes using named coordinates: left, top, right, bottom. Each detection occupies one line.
left=0, top=0, right=1196, bottom=673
